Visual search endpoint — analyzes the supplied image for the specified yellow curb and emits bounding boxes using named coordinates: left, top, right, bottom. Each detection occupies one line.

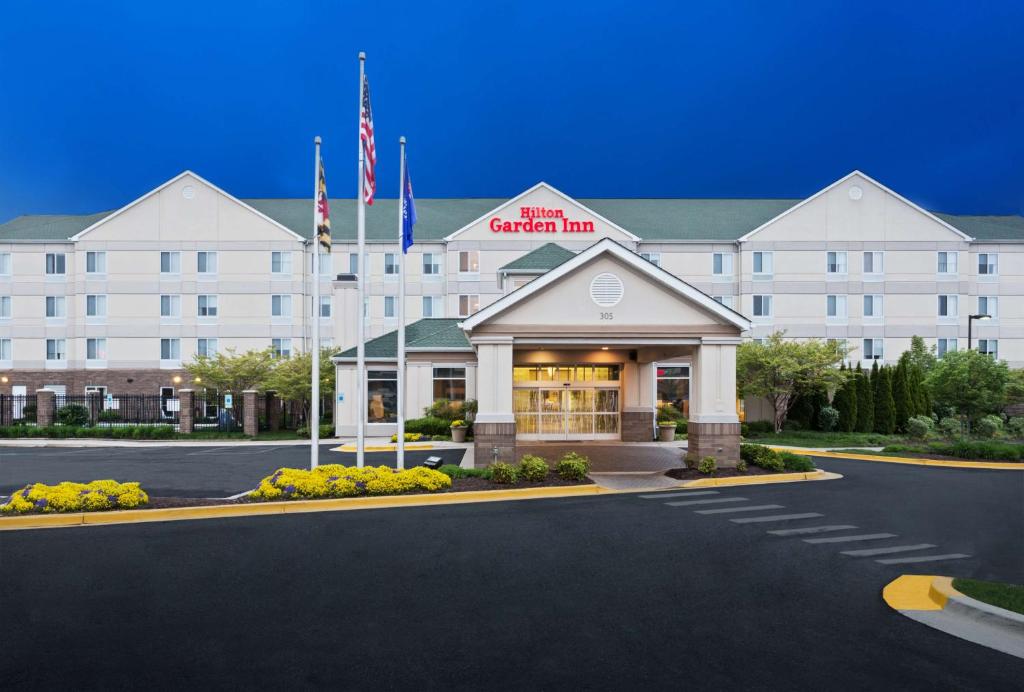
left=679, top=469, right=835, bottom=488
left=769, top=447, right=1024, bottom=471
left=333, top=443, right=435, bottom=452
left=882, top=574, right=958, bottom=611
left=0, top=484, right=605, bottom=531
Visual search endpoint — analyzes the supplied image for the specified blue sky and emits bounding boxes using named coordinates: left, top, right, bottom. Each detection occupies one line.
left=1, top=0, right=1021, bottom=223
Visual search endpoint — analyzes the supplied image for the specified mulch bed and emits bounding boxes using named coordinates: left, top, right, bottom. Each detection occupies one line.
left=873, top=450, right=1022, bottom=464
left=447, top=476, right=593, bottom=491
left=665, top=466, right=781, bottom=481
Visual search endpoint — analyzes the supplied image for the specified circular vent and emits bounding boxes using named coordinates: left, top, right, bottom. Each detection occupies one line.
left=590, top=273, right=624, bottom=307
left=848, top=185, right=863, bottom=201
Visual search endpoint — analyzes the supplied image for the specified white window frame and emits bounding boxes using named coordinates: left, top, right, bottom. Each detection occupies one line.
left=314, top=252, right=332, bottom=276
left=86, top=294, right=107, bottom=318
left=978, top=339, right=998, bottom=359
left=196, top=338, right=218, bottom=358
left=977, top=252, right=998, bottom=277
left=937, top=294, right=958, bottom=318
left=0, top=337, right=11, bottom=363
left=318, top=295, right=331, bottom=318
left=46, top=338, right=67, bottom=362
left=271, top=338, right=292, bottom=359
left=937, top=251, right=958, bottom=275
left=85, top=251, right=106, bottom=275
left=0, top=252, right=11, bottom=276
left=271, top=251, right=293, bottom=276
left=45, top=295, right=66, bottom=318
left=937, top=338, right=957, bottom=358
left=752, top=294, right=772, bottom=318
left=348, top=253, right=359, bottom=274
left=458, top=251, right=480, bottom=276
left=0, top=295, right=9, bottom=319
left=384, top=253, right=399, bottom=277
left=160, top=251, right=181, bottom=275
left=197, top=251, right=218, bottom=275
left=45, top=253, right=66, bottom=276
left=712, top=252, right=734, bottom=278
left=86, top=337, right=107, bottom=363
left=711, top=295, right=735, bottom=309
left=978, top=296, right=998, bottom=319
left=383, top=295, right=396, bottom=319
left=271, top=294, right=292, bottom=318
left=862, top=251, right=883, bottom=279
left=752, top=251, right=773, bottom=277
left=422, top=295, right=442, bottom=318
left=863, top=294, right=883, bottom=319
left=197, top=294, right=218, bottom=318
left=826, top=251, right=847, bottom=275
left=863, top=338, right=884, bottom=361
left=639, top=252, right=661, bottom=267
left=458, top=294, right=480, bottom=317
left=160, top=337, right=181, bottom=364
left=160, top=294, right=181, bottom=318
left=826, top=294, right=847, bottom=319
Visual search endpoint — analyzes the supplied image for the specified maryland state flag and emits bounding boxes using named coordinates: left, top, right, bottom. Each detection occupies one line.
left=315, top=159, right=331, bottom=250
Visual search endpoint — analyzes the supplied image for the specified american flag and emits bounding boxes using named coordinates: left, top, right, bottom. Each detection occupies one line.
left=360, top=74, right=376, bottom=205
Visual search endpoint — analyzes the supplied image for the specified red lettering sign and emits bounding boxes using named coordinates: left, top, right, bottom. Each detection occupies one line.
left=489, top=207, right=595, bottom=234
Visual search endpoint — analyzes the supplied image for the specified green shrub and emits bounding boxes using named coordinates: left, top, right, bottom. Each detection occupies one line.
left=97, top=410, right=120, bottom=423
left=779, top=451, right=815, bottom=472
left=817, top=406, right=840, bottom=433
left=423, top=399, right=477, bottom=423
left=17, top=404, right=36, bottom=422
left=405, top=416, right=456, bottom=437
left=781, top=419, right=803, bottom=432
left=675, top=420, right=687, bottom=435
left=744, top=421, right=774, bottom=435
left=518, top=454, right=549, bottom=482
left=974, top=415, right=1003, bottom=439
left=739, top=443, right=784, bottom=472
left=489, top=462, right=518, bottom=484
left=939, top=416, right=963, bottom=438
left=556, top=452, right=590, bottom=480
left=906, top=415, right=933, bottom=441
left=698, top=456, right=716, bottom=475
left=437, top=464, right=491, bottom=479
left=657, top=403, right=684, bottom=423
left=297, top=423, right=334, bottom=439
left=684, top=454, right=698, bottom=470
left=56, top=404, right=90, bottom=427
left=736, top=459, right=748, bottom=473
left=1007, top=417, right=1024, bottom=439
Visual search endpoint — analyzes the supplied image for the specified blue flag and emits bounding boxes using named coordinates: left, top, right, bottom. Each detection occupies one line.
left=401, top=161, right=416, bottom=254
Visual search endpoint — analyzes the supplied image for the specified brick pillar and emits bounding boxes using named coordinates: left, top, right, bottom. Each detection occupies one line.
left=86, top=391, right=102, bottom=426
left=621, top=410, right=655, bottom=441
left=36, top=389, right=56, bottom=427
left=179, top=389, right=194, bottom=434
left=265, top=391, right=281, bottom=432
left=243, top=390, right=258, bottom=437
left=473, top=422, right=517, bottom=467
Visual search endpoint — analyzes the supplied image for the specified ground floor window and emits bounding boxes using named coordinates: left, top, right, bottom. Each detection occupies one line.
left=367, top=369, right=397, bottom=423
left=433, top=367, right=466, bottom=402
left=656, top=365, right=690, bottom=417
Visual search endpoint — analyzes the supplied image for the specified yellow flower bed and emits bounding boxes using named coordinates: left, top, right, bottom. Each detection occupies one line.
left=1, top=480, right=149, bottom=515
left=251, top=464, right=452, bottom=501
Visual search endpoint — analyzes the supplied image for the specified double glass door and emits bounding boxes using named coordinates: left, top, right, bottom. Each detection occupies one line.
left=513, top=364, right=620, bottom=440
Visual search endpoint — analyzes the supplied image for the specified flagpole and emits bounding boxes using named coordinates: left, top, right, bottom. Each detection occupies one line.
left=310, top=135, right=322, bottom=469
left=396, top=137, right=407, bottom=470
left=355, top=52, right=367, bottom=468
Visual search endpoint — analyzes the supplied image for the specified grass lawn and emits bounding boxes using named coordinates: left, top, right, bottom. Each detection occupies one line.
left=742, top=430, right=903, bottom=448
left=952, top=578, right=1024, bottom=615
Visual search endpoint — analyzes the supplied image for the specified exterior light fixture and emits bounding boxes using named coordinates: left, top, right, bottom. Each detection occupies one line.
left=172, top=375, right=183, bottom=384
left=0, top=376, right=7, bottom=383
left=601, top=347, right=609, bottom=351
left=968, top=313, right=992, bottom=350
left=194, top=377, right=202, bottom=384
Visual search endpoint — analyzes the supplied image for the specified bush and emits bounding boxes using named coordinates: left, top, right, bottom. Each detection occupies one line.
left=405, top=416, right=457, bottom=437
left=657, top=403, right=684, bottom=423
left=556, top=452, right=591, bottom=480
left=97, top=410, right=121, bottom=423
left=698, top=456, right=716, bottom=475
left=939, top=416, right=963, bottom=438
left=1007, top=417, right=1024, bottom=439
left=518, top=454, right=549, bottom=482
left=489, top=462, right=518, bottom=484
left=1, top=480, right=148, bottom=514
left=906, top=415, right=933, bottom=441
left=817, top=406, right=840, bottom=433
left=974, top=415, right=1003, bottom=439
left=739, top=443, right=785, bottom=472
left=778, top=451, right=815, bottom=472
left=389, top=432, right=424, bottom=443
left=297, top=423, right=334, bottom=439
left=780, top=419, right=803, bottom=432
left=0, top=424, right=175, bottom=440
left=251, top=464, right=451, bottom=501
left=736, top=459, right=748, bottom=473
left=437, top=464, right=491, bottom=480
left=450, top=419, right=467, bottom=428
left=56, top=404, right=90, bottom=427
left=17, top=404, right=36, bottom=423
left=744, top=421, right=774, bottom=435
left=423, top=399, right=477, bottom=423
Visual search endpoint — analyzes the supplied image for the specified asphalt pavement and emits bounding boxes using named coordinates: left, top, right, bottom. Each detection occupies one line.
left=1, top=456, right=1022, bottom=689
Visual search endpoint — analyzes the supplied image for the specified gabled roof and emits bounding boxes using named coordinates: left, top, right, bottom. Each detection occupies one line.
left=461, top=238, right=752, bottom=332
left=334, top=318, right=471, bottom=360
left=498, top=243, right=576, bottom=273
left=0, top=212, right=112, bottom=241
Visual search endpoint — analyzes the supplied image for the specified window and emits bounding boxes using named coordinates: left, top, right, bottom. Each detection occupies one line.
left=198, top=294, right=218, bottom=317
left=0, top=338, right=10, bottom=361
left=384, top=253, right=399, bottom=275
left=45, top=296, right=66, bottom=318
left=937, top=251, right=958, bottom=274
left=978, top=339, right=998, bottom=359
left=752, top=251, right=773, bottom=276
left=86, top=338, right=107, bottom=361
left=160, top=294, right=181, bottom=318
left=160, top=338, right=180, bottom=361
left=367, top=370, right=398, bottom=423
left=826, top=251, right=847, bottom=274
left=459, top=251, right=480, bottom=274
left=0, top=252, right=10, bottom=275
left=318, top=295, right=331, bottom=318
left=419, top=252, right=440, bottom=276
left=271, top=251, right=292, bottom=275
left=656, top=366, right=691, bottom=417
left=433, top=367, right=466, bottom=402
left=937, top=338, right=957, bottom=357
left=826, top=295, right=847, bottom=318
left=314, top=252, right=332, bottom=276
left=271, top=338, right=292, bottom=358
left=712, top=252, right=733, bottom=276
left=197, top=251, right=217, bottom=274
left=0, top=296, right=10, bottom=319
left=978, top=253, right=998, bottom=276
left=46, top=338, right=66, bottom=361
left=45, top=253, right=66, bottom=275
left=86, top=251, right=106, bottom=274
left=978, top=296, right=998, bottom=318
left=937, top=295, right=958, bottom=318
left=422, top=296, right=442, bottom=318
left=348, top=253, right=359, bottom=274
left=271, top=294, right=292, bottom=318
left=384, top=296, right=396, bottom=318
left=639, top=252, right=661, bottom=267
left=458, top=294, right=479, bottom=317
left=712, top=295, right=735, bottom=309
left=863, top=295, right=883, bottom=318
left=863, top=338, right=883, bottom=361
left=160, top=251, right=181, bottom=274
left=197, top=338, right=218, bottom=358
left=86, top=294, right=106, bottom=317
left=752, top=295, right=772, bottom=317
left=863, top=251, right=883, bottom=276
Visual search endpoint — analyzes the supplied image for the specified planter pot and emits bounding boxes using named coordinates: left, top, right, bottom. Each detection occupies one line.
left=451, top=426, right=467, bottom=443
left=658, top=424, right=677, bottom=442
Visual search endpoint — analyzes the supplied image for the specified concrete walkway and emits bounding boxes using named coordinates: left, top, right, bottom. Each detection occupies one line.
left=516, top=441, right=685, bottom=472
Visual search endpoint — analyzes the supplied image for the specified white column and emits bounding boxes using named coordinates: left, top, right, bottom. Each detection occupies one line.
left=471, top=336, right=514, bottom=424
left=689, top=338, right=740, bottom=424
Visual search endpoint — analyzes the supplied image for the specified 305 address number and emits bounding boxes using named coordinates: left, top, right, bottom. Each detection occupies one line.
left=600, top=312, right=614, bottom=320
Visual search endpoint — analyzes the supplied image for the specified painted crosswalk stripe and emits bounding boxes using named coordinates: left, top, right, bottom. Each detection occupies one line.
left=730, top=513, right=823, bottom=524
left=665, top=497, right=748, bottom=507
left=695, top=504, right=784, bottom=515
left=875, top=553, right=971, bottom=565
left=639, top=491, right=719, bottom=500
left=803, top=533, right=896, bottom=544
left=768, top=525, right=857, bottom=536
left=841, top=544, right=936, bottom=557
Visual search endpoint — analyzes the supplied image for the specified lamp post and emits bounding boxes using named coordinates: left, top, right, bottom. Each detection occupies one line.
left=967, top=313, right=991, bottom=351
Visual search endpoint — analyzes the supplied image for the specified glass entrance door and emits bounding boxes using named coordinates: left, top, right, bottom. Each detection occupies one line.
left=513, top=364, right=620, bottom=440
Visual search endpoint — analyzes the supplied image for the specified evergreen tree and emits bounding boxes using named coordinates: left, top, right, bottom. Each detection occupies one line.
left=855, top=365, right=874, bottom=433
left=873, top=366, right=896, bottom=434
left=809, top=386, right=829, bottom=431
left=834, top=366, right=858, bottom=432
left=892, top=358, right=912, bottom=432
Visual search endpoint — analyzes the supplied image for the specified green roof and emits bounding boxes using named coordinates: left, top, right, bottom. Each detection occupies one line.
left=499, top=243, right=576, bottom=272
left=336, top=318, right=470, bottom=359
left=0, top=211, right=113, bottom=241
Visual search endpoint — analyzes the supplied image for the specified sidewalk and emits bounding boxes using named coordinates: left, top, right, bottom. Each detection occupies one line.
left=0, top=436, right=473, bottom=450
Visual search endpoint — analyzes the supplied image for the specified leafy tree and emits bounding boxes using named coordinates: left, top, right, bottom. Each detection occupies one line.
left=855, top=365, right=874, bottom=433
left=736, top=332, right=847, bottom=432
left=873, top=366, right=896, bottom=434
left=1005, top=368, right=1024, bottom=410
left=892, top=358, right=912, bottom=432
left=907, top=335, right=937, bottom=375
left=264, top=348, right=336, bottom=423
left=926, top=349, right=1009, bottom=424
left=184, top=348, right=277, bottom=395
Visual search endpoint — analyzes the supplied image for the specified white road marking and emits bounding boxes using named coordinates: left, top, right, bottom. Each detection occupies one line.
left=767, top=525, right=858, bottom=536
left=875, top=553, right=971, bottom=565
left=803, top=533, right=897, bottom=544
left=665, top=497, right=748, bottom=507
left=639, top=491, right=719, bottom=499
left=840, top=544, right=936, bottom=557
left=730, top=513, right=823, bottom=524
left=695, top=504, right=784, bottom=515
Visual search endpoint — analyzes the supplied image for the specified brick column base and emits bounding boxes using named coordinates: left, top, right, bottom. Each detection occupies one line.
left=621, top=410, right=655, bottom=441
left=179, top=390, right=194, bottom=434
left=686, top=421, right=741, bottom=468
left=243, top=390, right=258, bottom=437
left=472, top=421, right=516, bottom=467
left=36, top=389, right=55, bottom=427
left=265, top=391, right=281, bottom=432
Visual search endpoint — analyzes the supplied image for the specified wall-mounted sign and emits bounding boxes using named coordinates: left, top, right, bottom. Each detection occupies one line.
left=489, top=207, right=595, bottom=234
left=224, top=393, right=233, bottom=409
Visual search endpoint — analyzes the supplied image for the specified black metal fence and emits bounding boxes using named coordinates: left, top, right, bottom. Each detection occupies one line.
left=54, top=394, right=180, bottom=427
left=192, top=392, right=243, bottom=432
left=0, top=394, right=38, bottom=426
